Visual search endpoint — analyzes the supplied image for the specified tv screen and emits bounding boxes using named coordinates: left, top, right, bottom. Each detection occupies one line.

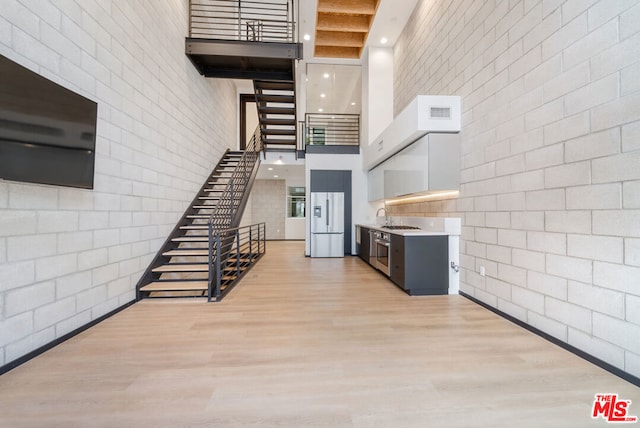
left=0, top=54, right=97, bottom=189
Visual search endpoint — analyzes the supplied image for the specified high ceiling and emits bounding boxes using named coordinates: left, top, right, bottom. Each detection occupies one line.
left=314, top=0, right=381, bottom=59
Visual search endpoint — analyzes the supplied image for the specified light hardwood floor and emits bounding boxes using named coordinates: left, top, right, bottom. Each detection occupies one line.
left=0, top=241, right=638, bottom=427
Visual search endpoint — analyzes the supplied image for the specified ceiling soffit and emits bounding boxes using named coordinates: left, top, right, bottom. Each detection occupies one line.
left=314, top=0, right=381, bottom=59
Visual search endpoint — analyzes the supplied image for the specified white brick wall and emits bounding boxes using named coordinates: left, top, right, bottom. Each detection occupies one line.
left=251, top=180, right=286, bottom=239
left=0, top=1, right=236, bottom=367
left=392, top=0, right=640, bottom=377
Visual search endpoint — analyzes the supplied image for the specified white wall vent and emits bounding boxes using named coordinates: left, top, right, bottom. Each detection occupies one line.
left=430, top=106, right=451, bottom=119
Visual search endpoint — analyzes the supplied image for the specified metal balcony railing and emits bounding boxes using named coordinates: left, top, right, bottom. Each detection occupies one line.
left=189, top=0, right=296, bottom=43
left=305, top=113, right=360, bottom=147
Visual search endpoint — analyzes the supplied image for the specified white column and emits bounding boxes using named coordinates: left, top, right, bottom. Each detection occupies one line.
left=362, top=46, right=394, bottom=147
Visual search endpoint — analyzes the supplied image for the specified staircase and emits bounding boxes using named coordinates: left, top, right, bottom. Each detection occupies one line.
left=254, top=79, right=297, bottom=153
left=137, top=134, right=263, bottom=301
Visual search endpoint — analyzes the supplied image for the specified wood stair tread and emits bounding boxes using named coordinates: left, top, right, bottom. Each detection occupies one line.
left=140, top=281, right=208, bottom=292
left=163, top=250, right=208, bottom=257
left=256, top=94, right=294, bottom=102
left=152, top=264, right=208, bottom=273
left=261, top=128, right=296, bottom=136
left=172, top=237, right=208, bottom=242
left=227, top=255, right=252, bottom=261
left=260, top=118, right=296, bottom=125
left=258, top=106, right=295, bottom=114
left=223, top=265, right=248, bottom=271
left=254, top=81, right=294, bottom=91
left=263, top=140, right=297, bottom=145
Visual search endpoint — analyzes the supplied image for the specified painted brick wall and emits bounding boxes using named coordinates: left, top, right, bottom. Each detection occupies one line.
left=0, top=1, right=236, bottom=367
left=251, top=180, right=286, bottom=240
left=391, top=0, right=640, bottom=377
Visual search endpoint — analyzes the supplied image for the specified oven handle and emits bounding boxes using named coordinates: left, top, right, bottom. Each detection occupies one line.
left=374, top=239, right=390, bottom=247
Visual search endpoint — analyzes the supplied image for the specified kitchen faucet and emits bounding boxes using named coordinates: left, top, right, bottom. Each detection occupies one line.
left=376, top=207, right=390, bottom=226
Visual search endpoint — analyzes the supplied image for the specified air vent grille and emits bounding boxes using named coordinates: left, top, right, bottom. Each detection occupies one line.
left=430, top=107, right=451, bottom=119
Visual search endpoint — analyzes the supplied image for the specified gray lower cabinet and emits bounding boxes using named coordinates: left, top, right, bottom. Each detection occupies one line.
left=357, top=226, right=370, bottom=263
left=390, top=234, right=449, bottom=295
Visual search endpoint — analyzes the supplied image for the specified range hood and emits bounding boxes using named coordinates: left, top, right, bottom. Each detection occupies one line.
left=364, top=95, right=461, bottom=170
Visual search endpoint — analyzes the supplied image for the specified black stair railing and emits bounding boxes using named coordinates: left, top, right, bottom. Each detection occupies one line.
left=208, top=222, right=266, bottom=301
left=135, top=149, right=237, bottom=299
left=189, top=0, right=296, bottom=43
left=208, top=125, right=261, bottom=232
left=136, top=126, right=262, bottom=300
left=206, top=126, right=262, bottom=300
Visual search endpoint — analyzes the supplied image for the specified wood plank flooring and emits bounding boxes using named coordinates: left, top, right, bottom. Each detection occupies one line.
left=0, top=241, right=638, bottom=427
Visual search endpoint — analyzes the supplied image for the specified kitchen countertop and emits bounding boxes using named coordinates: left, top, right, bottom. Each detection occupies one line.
left=356, top=224, right=453, bottom=237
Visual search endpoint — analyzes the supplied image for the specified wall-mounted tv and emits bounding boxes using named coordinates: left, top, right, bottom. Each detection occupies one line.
left=0, top=54, right=97, bottom=189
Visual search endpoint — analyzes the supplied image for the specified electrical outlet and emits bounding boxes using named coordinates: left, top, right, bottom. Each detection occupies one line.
left=480, top=266, right=486, bottom=276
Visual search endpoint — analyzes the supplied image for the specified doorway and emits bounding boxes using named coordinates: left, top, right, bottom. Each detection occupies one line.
left=240, top=93, right=258, bottom=150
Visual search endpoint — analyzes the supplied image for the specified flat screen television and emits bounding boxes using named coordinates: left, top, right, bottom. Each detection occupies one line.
left=0, top=54, right=97, bottom=189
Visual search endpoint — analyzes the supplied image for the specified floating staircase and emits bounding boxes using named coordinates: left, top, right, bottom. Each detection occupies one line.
left=254, top=79, right=297, bottom=153
left=137, top=139, right=263, bottom=301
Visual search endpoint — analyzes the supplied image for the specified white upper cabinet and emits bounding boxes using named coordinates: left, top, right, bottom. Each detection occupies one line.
left=367, top=163, right=384, bottom=201
left=363, top=95, right=461, bottom=170
left=367, top=133, right=460, bottom=201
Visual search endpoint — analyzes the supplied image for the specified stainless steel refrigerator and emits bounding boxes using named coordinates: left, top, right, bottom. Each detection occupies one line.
left=310, top=192, right=344, bottom=257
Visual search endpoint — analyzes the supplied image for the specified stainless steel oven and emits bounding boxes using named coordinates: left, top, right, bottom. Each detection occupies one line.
left=369, top=230, right=376, bottom=261
left=370, top=230, right=391, bottom=276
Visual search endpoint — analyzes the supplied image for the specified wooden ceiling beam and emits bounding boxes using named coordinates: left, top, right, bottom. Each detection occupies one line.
left=316, top=13, right=372, bottom=33
left=314, top=0, right=381, bottom=59
left=315, top=30, right=366, bottom=48
left=314, top=45, right=362, bottom=59
left=316, top=0, right=378, bottom=15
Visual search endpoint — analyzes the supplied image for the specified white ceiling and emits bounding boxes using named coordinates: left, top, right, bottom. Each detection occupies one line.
left=256, top=163, right=305, bottom=181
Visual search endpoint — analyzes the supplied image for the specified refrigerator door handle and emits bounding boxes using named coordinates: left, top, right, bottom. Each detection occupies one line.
left=326, top=199, right=329, bottom=226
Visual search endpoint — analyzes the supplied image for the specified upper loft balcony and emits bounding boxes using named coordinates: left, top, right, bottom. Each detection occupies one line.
left=186, top=0, right=303, bottom=80
left=303, top=113, right=360, bottom=155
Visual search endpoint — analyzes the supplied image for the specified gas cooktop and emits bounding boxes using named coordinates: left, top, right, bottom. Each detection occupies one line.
left=382, top=225, right=422, bottom=230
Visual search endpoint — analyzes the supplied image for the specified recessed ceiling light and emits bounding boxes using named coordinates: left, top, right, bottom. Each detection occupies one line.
left=320, top=93, right=326, bottom=98
left=380, top=37, right=388, bottom=44
left=268, top=167, right=273, bottom=171
left=274, top=175, right=279, bottom=178
left=303, top=34, right=311, bottom=41
left=318, top=108, right=324, bottom=112
left=351, top=102, right=356, bottom=106
left=323, top=73, right=330, bottom=79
